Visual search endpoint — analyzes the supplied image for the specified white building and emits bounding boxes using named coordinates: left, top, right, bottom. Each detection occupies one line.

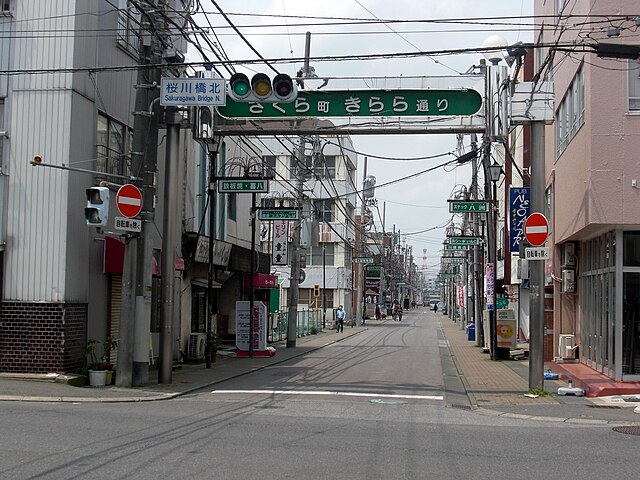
left=258, top=135, right=357, bottom=321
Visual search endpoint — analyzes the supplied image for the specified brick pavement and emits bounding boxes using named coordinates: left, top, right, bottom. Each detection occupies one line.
left=439, top=316, right=558, bottom=406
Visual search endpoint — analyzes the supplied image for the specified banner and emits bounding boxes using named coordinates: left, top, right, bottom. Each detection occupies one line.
left=271, top=220, right=288, bottom=266
left=509, top=187, right=530, bottom=252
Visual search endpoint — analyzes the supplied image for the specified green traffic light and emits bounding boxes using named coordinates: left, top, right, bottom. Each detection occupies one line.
left=233, top=81, right=249, bottom=96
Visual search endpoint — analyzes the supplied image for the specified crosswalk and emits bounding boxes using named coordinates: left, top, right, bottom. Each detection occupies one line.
left=210, top=389, right=444, bottom=401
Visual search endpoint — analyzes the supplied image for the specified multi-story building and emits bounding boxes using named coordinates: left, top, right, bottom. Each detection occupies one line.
left=535, top=0, right=640, bottom=381
left=259, top=135, right=357, bottom=322
left=0, top=1, right=261, bottom=374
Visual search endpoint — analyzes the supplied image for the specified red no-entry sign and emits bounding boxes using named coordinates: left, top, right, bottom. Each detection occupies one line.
left=116, top=184, right=143, bottom=218
left=524, top=213, right=549, bottom=246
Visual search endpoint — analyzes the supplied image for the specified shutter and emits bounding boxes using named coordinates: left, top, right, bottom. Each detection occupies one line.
left=109, top=274, right=122, bottom=366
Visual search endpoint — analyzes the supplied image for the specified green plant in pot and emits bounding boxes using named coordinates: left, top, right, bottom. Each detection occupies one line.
left=102, top=336, right=118, bottom=385
left=209, top=331, right=223, bottom=362
left=86, top=339, right=107, bottom=387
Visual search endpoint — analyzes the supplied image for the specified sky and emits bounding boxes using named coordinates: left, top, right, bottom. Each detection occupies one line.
left=193, top=0, right=534, bottom=276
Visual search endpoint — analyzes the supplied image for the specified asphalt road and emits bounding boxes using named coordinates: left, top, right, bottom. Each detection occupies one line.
left=1, top=311, right=638, bottom=480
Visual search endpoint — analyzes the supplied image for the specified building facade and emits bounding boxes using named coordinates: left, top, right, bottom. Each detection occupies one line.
left=535, top=0, right=640, bottom=381
left=259, top=135, right=357, bottom=323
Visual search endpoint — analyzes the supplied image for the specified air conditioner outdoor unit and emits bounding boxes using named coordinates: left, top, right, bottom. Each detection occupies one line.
left=187, top=333, right=206, bottom=360
left=558, top=334, right=575, bottom=359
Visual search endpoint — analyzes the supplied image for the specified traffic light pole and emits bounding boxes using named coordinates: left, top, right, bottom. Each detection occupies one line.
left=117, top=13, right=161, bottom=387
left=287, top=32, right=311, bottom=348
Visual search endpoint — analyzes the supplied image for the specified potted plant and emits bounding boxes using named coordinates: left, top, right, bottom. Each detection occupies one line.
left=102, top=336, right=118, bottom=385
left=86, top=339, right=107, bottom=387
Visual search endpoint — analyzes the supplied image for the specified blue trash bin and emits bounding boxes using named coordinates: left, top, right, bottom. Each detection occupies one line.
left=467, top=323, right=475, bottom=341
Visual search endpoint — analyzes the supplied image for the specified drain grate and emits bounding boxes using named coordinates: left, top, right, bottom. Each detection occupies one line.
left=612, top=426, right=640, bottom=436
left=450, top=404, right=473, bottom=410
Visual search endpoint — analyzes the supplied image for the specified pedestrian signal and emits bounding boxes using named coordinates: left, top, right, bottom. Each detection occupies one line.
left=85, top=186, right=109, bottom=227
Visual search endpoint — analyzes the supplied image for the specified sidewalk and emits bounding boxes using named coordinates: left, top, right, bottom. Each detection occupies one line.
left=0, top=326, right=366, bottom=403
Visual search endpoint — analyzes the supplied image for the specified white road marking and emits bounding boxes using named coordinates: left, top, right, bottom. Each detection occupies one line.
left=210, top=389, right=443, bottom=400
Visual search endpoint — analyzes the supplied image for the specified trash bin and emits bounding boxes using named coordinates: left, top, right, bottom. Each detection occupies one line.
left=466, top=323, right=475, bottom=341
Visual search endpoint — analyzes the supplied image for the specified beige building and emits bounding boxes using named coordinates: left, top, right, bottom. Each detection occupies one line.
left=535, top=0, right=640, bottom=381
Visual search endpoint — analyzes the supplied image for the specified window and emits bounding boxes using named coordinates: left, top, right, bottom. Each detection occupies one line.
left=96, top=113, right=132, bottom=179
left=228, top=192, right=236, bottom=221
left=1, top=0, right=10, bottom=15
left=289, top=155, right=312, bottom=179
left=314, top=199, right=335, bottom=222
left=305, top=243, right=335, bottom=266
left=628, top=60, right=640, bottom=111
left=263, top=155, right=277, bottom=178
left=117, top=0, right=141, bottom=56
left=314, top=155, right=336, bottom=179
left=556, top=66, right=584, bottom=157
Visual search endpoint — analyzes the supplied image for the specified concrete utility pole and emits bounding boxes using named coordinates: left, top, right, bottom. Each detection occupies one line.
left=356, top=157, right=368, bottom=326
left=528, top=121, right=545, bottom=391
left=287, top=31, right=312, bottom=348
left=205, top=136, right=221, bottom=369
left=158, top=109, right=181, bottom=384
left=118, top=12, right=162, bottom=388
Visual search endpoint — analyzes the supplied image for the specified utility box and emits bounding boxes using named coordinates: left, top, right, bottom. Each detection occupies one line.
left=562, top=269, right=575, bottom=293
left=562, top=242, right=576, bottom=267
left=558, top=334, right=576, bottom=359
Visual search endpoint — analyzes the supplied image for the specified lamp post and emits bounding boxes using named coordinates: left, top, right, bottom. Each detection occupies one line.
left=487, top=161, right=503, bottom=361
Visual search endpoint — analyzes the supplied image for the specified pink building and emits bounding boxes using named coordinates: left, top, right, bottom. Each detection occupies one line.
left=535, top=0, right=640, bottom=381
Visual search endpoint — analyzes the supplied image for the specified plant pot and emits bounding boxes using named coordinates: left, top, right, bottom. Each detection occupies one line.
left=106, top=370, right=114, bottom=385
left=88, top=370, right=107, bottom=387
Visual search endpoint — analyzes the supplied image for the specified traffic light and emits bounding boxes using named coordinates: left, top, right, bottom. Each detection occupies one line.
left=194, top=106, right=213, bottom=140
left=85, top=186, right=109, bottom=227
left=228, top=72, right=297, bottom=103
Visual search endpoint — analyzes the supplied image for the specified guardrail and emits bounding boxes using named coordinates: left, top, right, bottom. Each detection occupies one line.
left=269, top=308, right=325, bottom=343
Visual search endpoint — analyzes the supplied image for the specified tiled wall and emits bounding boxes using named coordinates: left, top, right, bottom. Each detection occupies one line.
left=0, top=302, right=87, bottom=373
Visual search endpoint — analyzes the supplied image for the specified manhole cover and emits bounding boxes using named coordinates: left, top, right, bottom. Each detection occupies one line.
left=369, top=398, right=408, bottom=405
left=612, top=426, right=640, bottom=436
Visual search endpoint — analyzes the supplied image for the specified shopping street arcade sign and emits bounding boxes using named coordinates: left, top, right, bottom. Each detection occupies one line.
left=448, top=200, right=490, bottom=213
left=218, top=179, right=269, bottom=193
left=217, top=89, right=482, bottom=119
left=257, top=209, right=299, bottom=220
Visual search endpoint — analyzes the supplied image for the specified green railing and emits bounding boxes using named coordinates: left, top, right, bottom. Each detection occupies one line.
left=269, top=308, right=325, bottom=343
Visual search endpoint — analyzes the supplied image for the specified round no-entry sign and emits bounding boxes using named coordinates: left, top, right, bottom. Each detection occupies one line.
left=524, top=212, right=549, bottom=246
left=116, top=184, right=143, bottom=218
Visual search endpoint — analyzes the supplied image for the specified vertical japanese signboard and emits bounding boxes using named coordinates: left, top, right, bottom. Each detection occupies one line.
left=271, top=220, right=288, bottom=266
left=486, top=263, right=495, bottom=311
left=509, top=187, right=530, bottom=252
left=236, top=301, right=267, bottom=352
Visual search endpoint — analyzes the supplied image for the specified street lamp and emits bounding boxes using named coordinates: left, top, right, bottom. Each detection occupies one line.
left=487, top=160, right=503, bottom=361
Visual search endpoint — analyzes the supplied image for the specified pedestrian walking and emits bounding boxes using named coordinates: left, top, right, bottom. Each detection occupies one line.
left=335, top=304, right=345, bottom=333
left=375, top=304, right=381, bottom=320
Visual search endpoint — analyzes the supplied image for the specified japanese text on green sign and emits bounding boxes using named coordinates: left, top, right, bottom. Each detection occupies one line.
left=217, top=89, right=482, bottom=119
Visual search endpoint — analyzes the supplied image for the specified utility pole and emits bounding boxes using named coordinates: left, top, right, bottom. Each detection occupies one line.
left=158, top=109, right=181, bottom=384
left=287, top=31, right=311, bottom=348
left=205, top=136, right=221, bottom=368
left=118, top=11, right=162, bottom=388
left=470, top=135, right=484, bottom=348
left=529, top=121, right=545, bottom=390
left=356, top=157, right=367, bottom=326
left=381, top=201, right=386, bottom=309
left=249, top=191, right=257, bottom=357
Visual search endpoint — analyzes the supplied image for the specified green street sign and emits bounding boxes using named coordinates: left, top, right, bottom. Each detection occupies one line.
left=258, top=209, right=299, bottom=220
left=443, top=257, right=465, bottom=263
left=217, top=89, right=482, bottom=119
left=448, top=201, right=490, bottom=213
left=438, top=273, right=454, bottom=279
left=353, top=257, right=374, bottom=264
left=448, top=236, right=482, bottom=245
left=444, top=244, right=470, bottom=251
left=366, top=265, right=382, bottom=272
left=218, top=180, right=269, bottom=193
